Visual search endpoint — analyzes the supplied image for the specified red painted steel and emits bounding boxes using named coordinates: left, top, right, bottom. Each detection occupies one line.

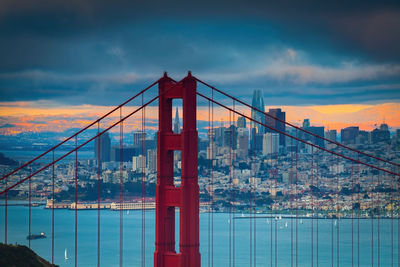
left=154, top=72, right=200, bottom=267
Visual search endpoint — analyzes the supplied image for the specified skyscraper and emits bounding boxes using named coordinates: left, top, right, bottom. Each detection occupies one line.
left=250, top=89, right=265, bottom=134
left=173, top=107, right=180, bottom=134
left=237, top=116, right=246, bottom=128
left=94, top=132, right=111, bottom=162
left=341, top=126, right=359, bottom=144
left=133, top=131, right=146, bottom=148
left=265, top=108, right=286, bottom=147
left=262, top=132, right=279, bottom=155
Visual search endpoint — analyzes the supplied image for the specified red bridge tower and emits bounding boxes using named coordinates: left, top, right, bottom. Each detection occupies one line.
left=154, top=72, right=201, bottom=267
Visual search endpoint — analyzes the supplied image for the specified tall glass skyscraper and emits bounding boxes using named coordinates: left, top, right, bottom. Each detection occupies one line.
left=250, top=89, right=265, bottom=134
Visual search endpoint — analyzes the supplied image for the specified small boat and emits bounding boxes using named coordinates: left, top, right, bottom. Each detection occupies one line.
left=65, top=248, right=69, bottom=260
left=279, top=215, right=282, bottom=220
left=241, top=213, right=244, bottom=217
left=27, top=232, right=46, bottom=240
left=275, top=216, right=278, bottom=221
left=334, top=220, right=337, bottom=227
left=299, top=219, right=303, bottom=224
left=285, top=222, right=288, bottom=228
left=266, top=219, right=270, bottom=224
left=127, top=210, right=130, bottom=215
left=228, top=219, right=231, bottom=224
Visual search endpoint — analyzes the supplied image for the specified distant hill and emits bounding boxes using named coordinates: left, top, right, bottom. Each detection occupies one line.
left=0, top=243, right=58, bottom=267
left=0, top=153, right=18, bottom=166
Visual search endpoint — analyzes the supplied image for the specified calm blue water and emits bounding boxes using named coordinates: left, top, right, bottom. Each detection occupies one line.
left=0, top=205, right=399, bottom=266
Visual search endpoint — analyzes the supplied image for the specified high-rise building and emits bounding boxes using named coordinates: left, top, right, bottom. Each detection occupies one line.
left=237, top=116, right=246, bottom=129
left=341, top=126, right=359, bottom=144
left=370, top=124, right=390, bottom=144
left=301, top=120, right=325, bottom=148
left=147, top=149, right=157, bottom=172
left=110, top=145, right=139, bottom=162
left=250, top=128, right=263, bottom=152
left=236, top=127, right=249, bottom=159
left=250, top=90, right=265, bottom=134
left=262, top=132, right=279, bottom=155
left=132, top=155, right=146, bottom=173
left=265, top=108, right=286, bottom=147
left=94, top=132, right=111, bottom=162
left=223, top=125, right=237, bottom=149
left=302, top=119, right=310, bottom=128
left=325, top=129, right=337, bottom=147
left=325, top=130, right=337, bottom=142
left=133, top=131, right=146, bottom=152
left=173, top=107, right=180, bottom=134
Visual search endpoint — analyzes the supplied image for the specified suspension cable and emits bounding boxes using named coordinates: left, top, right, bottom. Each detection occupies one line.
left=195, top=78, right=400, bottom=168
left=195, top=92, right=400, bottom=177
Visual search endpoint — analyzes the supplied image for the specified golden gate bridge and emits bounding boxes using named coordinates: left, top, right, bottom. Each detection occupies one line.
left=1, top=72, right=400, bottom=266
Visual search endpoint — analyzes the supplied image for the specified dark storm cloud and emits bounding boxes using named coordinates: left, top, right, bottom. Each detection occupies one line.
left=1, top=0, right=399, bottom=60
left=0, top=0, right=399, bottom=105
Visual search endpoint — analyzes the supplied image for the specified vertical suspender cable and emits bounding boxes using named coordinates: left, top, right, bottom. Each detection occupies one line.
left=253, top=129, right=257, bottom=267
left=75, top=135, right=78, bottom=267
left=270, top=133, right=273, bottom=267
left=211, top=89, right=214, bottom=267
left=229, top=107, right=232, bottom=267
left=316, top=149, right=319, bottom=267
left=357, top=153, right=360, bottom=267
left=336, top=153, right=339, bottom=267
left=291, top=137, right=294, bottom=267
left=97, top=122, right=101, bottom=267
left=208, top=99, right=211, bottom=267
left=274, top=134, right=277, bottom=267
left=250, top=148, right=253, bottom=267
left=372, top=164, right=374, bottom=267
left=295, top=129, right=299, bottom=267
left=29, top=165, right=31, bottom=249
left=141, top=94, right=146, bottom=267
left=351, top=153, right=354, bottom=267
left=390, top=162, right=393, bottom=267
left=311, top=145, right=314, bottom=267
left=232, top=100, right=236, bottom=267
left=331, top=152, right=334, bottom=267
left=4, top=167, right=7, bottom=244
left=120, top=107, right=124, bottom=267
left=377, top=162, right=380, bottom=267
left=254, top=138, right=257, bottom=267
left=52, top=150, right=55, bottom=265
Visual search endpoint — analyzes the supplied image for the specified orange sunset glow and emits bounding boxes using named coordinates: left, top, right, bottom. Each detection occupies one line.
left=1, top=101, right=399, bottom=135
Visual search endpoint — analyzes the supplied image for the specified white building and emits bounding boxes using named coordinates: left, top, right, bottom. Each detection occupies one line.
left=263, top=132, right=279, bottom=155
left=132, top=155, right=146, bottom=173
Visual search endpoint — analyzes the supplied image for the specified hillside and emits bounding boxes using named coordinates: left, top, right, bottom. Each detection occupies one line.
left=0, top=243, right=58, bottom=267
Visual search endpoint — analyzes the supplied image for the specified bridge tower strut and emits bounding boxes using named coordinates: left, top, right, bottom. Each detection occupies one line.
left=154, top=71, right=201, bottom=267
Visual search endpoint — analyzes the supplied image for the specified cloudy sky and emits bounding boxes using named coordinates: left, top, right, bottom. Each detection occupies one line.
left=0, top=0, right=399, bottom=133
